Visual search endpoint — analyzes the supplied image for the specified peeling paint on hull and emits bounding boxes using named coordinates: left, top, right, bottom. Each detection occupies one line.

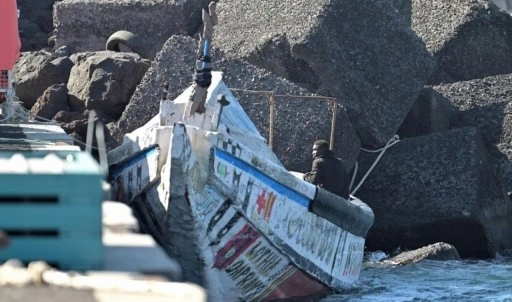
left=107, top=72, right=374, bottom=301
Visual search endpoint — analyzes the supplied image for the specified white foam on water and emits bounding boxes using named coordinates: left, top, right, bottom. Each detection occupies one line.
left=321, top=255, right=512, bottom=301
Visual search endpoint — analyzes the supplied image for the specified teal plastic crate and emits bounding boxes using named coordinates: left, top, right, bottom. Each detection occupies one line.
left=0, top=151, right=104, bottom=270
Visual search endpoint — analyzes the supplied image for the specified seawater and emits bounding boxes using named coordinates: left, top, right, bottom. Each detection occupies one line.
left=321, top=252, right=512, bottom=302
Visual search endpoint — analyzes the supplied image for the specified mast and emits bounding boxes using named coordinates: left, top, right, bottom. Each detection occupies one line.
left=183, top=1, right=219, bottom=118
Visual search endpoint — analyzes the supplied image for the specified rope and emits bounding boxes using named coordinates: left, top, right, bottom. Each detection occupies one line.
left=349, top=161, right=359, bottom=193
left=0, top=95, right=29, bottom=123
left=350, top=135, right=400, bottom=196
left=86, top=110, right=109, bottom=175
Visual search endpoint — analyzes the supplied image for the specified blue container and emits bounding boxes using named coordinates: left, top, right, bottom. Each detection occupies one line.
left=0, top=151, right=104, bottom=270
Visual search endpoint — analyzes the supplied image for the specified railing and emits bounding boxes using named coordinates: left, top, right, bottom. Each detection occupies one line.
left=0, top=70, right=14, bottom=101
left=230, top=88, right=339, bottom=151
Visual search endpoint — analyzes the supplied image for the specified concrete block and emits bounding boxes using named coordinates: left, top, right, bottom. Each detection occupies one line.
left=53, top=0, right=211, bottom=59
left=406, top=0, right=512, bottom=84
left=355, top=127, right=512, bottom=258
left=215, top=0, right=434, bottom=147
left=433, top=74, right=512, bottom=192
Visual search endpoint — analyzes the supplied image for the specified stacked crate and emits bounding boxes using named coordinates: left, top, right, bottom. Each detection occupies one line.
left=0, top=151, right=104, bottom=270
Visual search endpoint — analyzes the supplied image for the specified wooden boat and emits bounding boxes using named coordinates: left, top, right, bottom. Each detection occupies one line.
left=107, top=2, right=374, bottom=301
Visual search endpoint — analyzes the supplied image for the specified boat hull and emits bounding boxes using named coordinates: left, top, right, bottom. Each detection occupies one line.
left=107, top=73, right=374, bottom=301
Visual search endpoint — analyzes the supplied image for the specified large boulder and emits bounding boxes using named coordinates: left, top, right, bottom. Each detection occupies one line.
left=53, top=0, right=211, bottom=59
left=53, top=110, right=89, bottom=144
left=14, top=50, right=74, bottom=108
left=108, top=35, right=361, bottom=173
left=215, top=0, right=435, bottom=147
left=406, top=0, right=512, bottom=84
left=433, top=74, right=512, bottom=193
left=67, top=51, right=150, bottom=119
left=355, top=127, right=512, bottom=258
left=30, top=83, right=69, bottom=120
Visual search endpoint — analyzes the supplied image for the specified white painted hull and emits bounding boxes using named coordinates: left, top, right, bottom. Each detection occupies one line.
left=107, top=72, right=374, bottom=301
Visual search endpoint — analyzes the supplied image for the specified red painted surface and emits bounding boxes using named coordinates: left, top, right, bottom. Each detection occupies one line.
left=262, top=267, right=330, bottom=300
left=0, top=0, right=21, bottom=70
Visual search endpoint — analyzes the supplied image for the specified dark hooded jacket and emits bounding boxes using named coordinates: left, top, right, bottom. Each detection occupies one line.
left=303, top=150, right=350, bottom=199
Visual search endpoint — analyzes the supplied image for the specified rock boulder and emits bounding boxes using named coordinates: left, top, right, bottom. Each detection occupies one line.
left=67, top=51, right=150, bottom=119
left=407, top=0, right=512, bottom=84
left=215, top=0, right=435, bottom=147
left=382, top=242, right=461, bottom=266
left=356, top=127, right=512, bottom=258
left=14, top=51, right=73, bottom=108
left=433, top=74, right=512, bottom=192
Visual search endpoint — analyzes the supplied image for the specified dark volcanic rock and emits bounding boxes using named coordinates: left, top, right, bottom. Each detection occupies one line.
left=14, top=51, right=73, bottom=108
left=53, top=110, right=87, bottom=124
left=433, top=74, right=512, bottom=192
left=53, top=0, right=211, bottom=59
left=109, top=35, right=361, bottom=173
left=409, top=0, right=512, bottom=84
left=30, top=84, right=69, bottom=120
left=215, top=0, right=435, bottom=147
left=106, top=35, right=198, bottom=147
left=17, top=0, right=56, bottom=33
left=17, top=0, right=56, bottom=50
left=355, top=127, right=512, bottom=258
left=67, top=51, right=150, bottom=119
left=18, top=19, right=49, bottom=51
left=61, top=118, right=88, bottom=141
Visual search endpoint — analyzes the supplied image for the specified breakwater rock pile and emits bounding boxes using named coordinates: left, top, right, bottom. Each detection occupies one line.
left=12, top=0, right=512, bottom=259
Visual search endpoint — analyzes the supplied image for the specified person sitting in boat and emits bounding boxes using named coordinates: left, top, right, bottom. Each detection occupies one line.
left=303, top=140, right=350, bottom=199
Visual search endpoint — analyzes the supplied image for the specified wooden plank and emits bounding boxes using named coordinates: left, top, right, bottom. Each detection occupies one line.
left=0, top=205, right=101, bottom=229
left=0, top=176, right=103, bottom=198
left=0, top=237, right=103, bottom=270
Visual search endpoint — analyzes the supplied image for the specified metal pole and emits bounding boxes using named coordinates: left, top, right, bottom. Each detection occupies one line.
left=269, top=92, right=275, bottom=150
left=330, top=100, right=337, bottom=151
